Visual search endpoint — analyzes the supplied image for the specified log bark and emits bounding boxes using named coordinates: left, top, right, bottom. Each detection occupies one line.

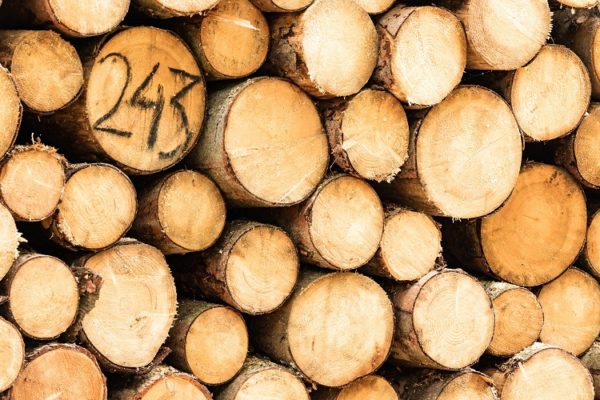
left=131, top=169, right=226, bottom=255
left=250, top=0, right=311, bottom=12
left=443, top=163, right=587, bottom=287
left=186, top=76, right=328, bottom=207
left=394, top=369, right=498, bottom=400
left=313, top=375, right=399, bottom=400
left=166, top=300, right=248, bottom=386
left=133, top=0, right=219, bottom=18
left=0, top=203, right=19, bottom=282
left=583, top=206, right=600, bottom=278
left=0, top=317, right=23, bottom=392
left=375, top=85, right=522, bottom=219
left=250, top=269, right=394, bottom=387
left=581, top=341, right=600, bottom=400
left=0, top=66, right=21, bottom=161
left=372, top=5, right=466, bottom=107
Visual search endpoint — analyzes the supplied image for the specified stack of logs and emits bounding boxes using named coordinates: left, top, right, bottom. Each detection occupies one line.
left=0, top=0, right=599, bottom=399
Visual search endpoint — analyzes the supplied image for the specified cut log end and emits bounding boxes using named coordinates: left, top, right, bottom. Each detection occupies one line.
left=0, top=318, right=23, bottom=392
left=437, top=372, right=497, bottom=400
left=43, top=0, right=130, bottom=36
left=351, top=0, right=393, bottom=14
left=136, top=0, right=220, bottom=18
left=250, top=0, right=312, bottom=12
left=557, top=0, right=598, bottom=7
left=570, top=105, right=600, bottom=188
left=581, top=342, right=600, bottom=399
left=585, top=209, right=600, bottom=277
left=0, top=66, right=21, bottom=160
left=0, top=204, right=19, bottom=281
left=397, top=370, right=497, bottom=400
left=314, top=375, right=399, bottom=400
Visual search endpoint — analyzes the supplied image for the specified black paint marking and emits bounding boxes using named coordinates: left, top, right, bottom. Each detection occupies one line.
left=129, top=62, right=165, bottom=150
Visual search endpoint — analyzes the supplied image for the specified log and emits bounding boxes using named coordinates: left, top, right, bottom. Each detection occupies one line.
left=372, top=5, right=466, bottom=108
left=131, top=169, right=226, bottom=255
left=9, top=343, right=106, bottom=400
left=361, top=207, right=441, bottom=282
left=581, top=342, right=600, bottom=399
left=583, top=207, right=600, bottom=278
left=485, top=343, right=594, bottom=400
left=0, top=203, right=19, bottom=282
left=250, top=0, right=311, bottom=12
left=557, top=1, right=598, bottom=10
left=111, top=365, right=212, bottom=400
left=267, top=0, right=378, bottom=98
left=75, top=240, right=177, bottom=372
left=441, top=0, right=551, bottom=70
left=320, top=88, right=409, bottom=182
left=538, top=268, right=600, bottom=355
left=351, top=0, right=392, bottom=14
left=217, top=356, right=309, bottom=400
left=394, top=370, right=498, bottom=400
left=1, top=253, right=78, bottom=340
left=443, top=163, right=587, bottom=287
left=42, top=26, right=206, bottom=175
left=387, top=269, right=494, bottom=370
left=173, top=221, right=298, bottom=315
left=187, top=76, right=328, bottom=207
left=0, top=66, right=21, bottom=160
left=250, top=270, right=394, bottom=387
left=270, top=174, right=384, bottom=271
left=0, top=317, right=23, bottom=392
left=313, top=375, right=399, bottom=400
left=166, top=300, right=248, bottom=386
left=0, top=144, right=65, bottom=221
left=42, top=163, right=137, bottom=251
left=0, top=0, right=129, bottom=37
left=483, top=282, right=544, bottom=357
left=375, top=85, right=522, bottom=219
left=133, top=0, right=219, bottom=18
left=173, top=0, right=269, bottom=80
left=0, top=30, right=83, bottom=113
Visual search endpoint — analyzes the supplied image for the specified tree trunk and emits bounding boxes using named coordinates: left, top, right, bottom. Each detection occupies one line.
left=133, top=0, right=219, bottom=18
left=313, top=375, right=399, bottom=400
left=250, top=269, right=394, bottom=387
left=131, top=169, right=226, bottom=255
left=375, top=85, right=522, bottom=219
left=0, top=317, right=23, bottom=392
left=372, top=5, right=466, bottom=107
left=186, top=76, right=328, bottom=207
left=0, top=203, right=19, bottom=282
left=581, top=341, right=600, bottom=400
left=0, top=66, right=21, bottom=161
left=443, top=163, right=587, bottom=287
left=394, top=369, right=498, bottom=400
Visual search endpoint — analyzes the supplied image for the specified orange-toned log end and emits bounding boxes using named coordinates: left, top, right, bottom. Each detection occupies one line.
left=584, top=208, right=600, bottom=278
left=313, top=375, right=399, bottom=400
left=396, top=370, right=498, bottom=400
left=0, top=66, right=21, bottom=161
left=0, top=317, right=24, bottom=392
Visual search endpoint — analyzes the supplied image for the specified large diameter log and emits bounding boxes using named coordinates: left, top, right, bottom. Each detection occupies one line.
left=132, top=170, right=226, bottom=255
left=43, top=26, right=205, bottom=175
left=133, top=0, right=219, bottom=18
left=217, top=357, right=309, bottom=400
left=486, top=344, right=594, bottom=400
left=441, top=0, right=550, bottom=70
left=388, top=269, right=494, bottom=370
left=0, top=317, right=23, bottom=392
left=250, top=270, right=393, bottom=387
left=0, top=30, right=83, bottom=113
left=394, top=370, right=498, bottom=400
left=9, top=343, right=107, bottom=400
left=167, top=300, right=248, bottom=386
left=321, top=88, right=409, bottom=182
left=372, top=5, right=466, bottom=107
left=271, top=174, right=383, bottom=271
left=267, top=0, right=377, bottom=98
left=188, top=77, right=328, bottom=207
left=174, top=221, right=298, bottom=314
left=581, top=342, right=600, bottom=399
left=2, top=253, right=78, bottom=340
left=583, top=207, right=600, bottom=277
left=538, top=268, right=600, bottom=355
left=484, top=282, right=544, bottom=357
left=42, top=163, right=137, bottom=251
left=443, top=163, right=587, bottom=287
left=0, top=144, right=65, bottom=221
left=361, top=207, right=441, bottom=282
left=376, top=86, right=522, bottom=219
left=0, top=203, right=19, bottom=281
left=77, top=240, right=177, bottom=371
left=174, top=0, right=268, bottom=80
left=0, top=66, right=21, bottom=160
left=313, top=375, right=399, bottom=400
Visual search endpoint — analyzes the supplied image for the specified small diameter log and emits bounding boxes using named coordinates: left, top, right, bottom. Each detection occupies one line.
left=267, top=0, right=378, bottom=98
left=44, top=26, right=206, bottom=175
left=0, top=0, right=129, bottom=37
left=2, top=253, right=78, bottom=340
left=321, top=88, right=409, bottom=182
left=486, top=343, right=594, bottom=400
left=441, top=0, right=550, bottom=70
left=132, top=170, right=226, bottom=255
left=250, top=0, right=311, bottom=12
left=250, top=270, right=393, bottom=387
left=351, top=0, right=392, bottom=14
left=443, top=163, right=587, bottom=287
left=557, top=0, right=599, bottom=9
left=0, top=204, right=19, bottom=281
left=376, top=86, right=522, bottom=219
left=9, top=343, right=106, bottom=400
left=174, top=221, right=298, bottom=314
left=271, top=174, right=383, bottom=271
left=77, top=240, right=177, bottom=371
left=581, top=342, right=600, bottom=399
left=313, top=375, right=399, bottom=400
left=188, top=77, right=328, bottom=207
left=583, top=207, right=600, bottom=277
left=372, top=5, right=466, bottom=107
left=538, top=268, right=600, bottom=355
left=133, top=0, right=219, bottom=18
left=0, top=144, right=65, bottom=221
left=0, top=317, right=24, bottom=392
left=174, top=0, right=269, bottom=80
left=484, top=282, right=544, bottom=357
left=112, top=365, right=212, bottom=400
left=0, top=30, right=83, bottom=113
left=166, top=300, right=248, bottom=386
left=217, top=357, right=309, bottom=400
left=0, top=66, right=21, bottom=160
left=388, top=269, right=494, bottom=370
left=361, top=207, right=441, bottom=282
left=42, top=163, right=137, bottom=251
left=394, top=370, right=498, bottom=400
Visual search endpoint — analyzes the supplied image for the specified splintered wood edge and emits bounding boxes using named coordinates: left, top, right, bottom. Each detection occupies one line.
left=0, top=317, right=24, bottom=392
left=47, top=0, right=130, bottom=37
left=0, top=66, right=21, bottom=160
